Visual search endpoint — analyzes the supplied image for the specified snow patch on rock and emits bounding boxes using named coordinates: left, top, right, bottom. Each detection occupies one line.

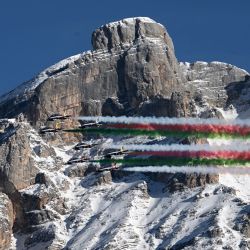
left=0, top=54, right=82, bottom=105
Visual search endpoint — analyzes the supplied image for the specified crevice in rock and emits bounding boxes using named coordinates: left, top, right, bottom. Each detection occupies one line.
left=134, top=18, right=141, bottom=41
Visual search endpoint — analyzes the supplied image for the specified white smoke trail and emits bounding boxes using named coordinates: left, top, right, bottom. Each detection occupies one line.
left=110, top=143, right=250, bottom=152
left=123, top=166, right=250, bottom=175
left=76, top=115, right=250, bottom=127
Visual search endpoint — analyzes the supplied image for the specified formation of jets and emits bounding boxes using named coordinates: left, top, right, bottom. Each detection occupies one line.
left=40, top=113, right=129, bottom=172
left=40, top=114, right=101, bottom=135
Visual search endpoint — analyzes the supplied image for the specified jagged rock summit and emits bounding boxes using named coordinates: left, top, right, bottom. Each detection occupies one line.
left=0, top=17, right=184, bottom=125
left=91, top=17, right=174, bottom=51
left=0, top=17, right=248, bottom=126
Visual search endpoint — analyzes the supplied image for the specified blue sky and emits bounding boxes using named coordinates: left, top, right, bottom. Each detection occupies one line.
left=0, top=0, right=249, bottom=96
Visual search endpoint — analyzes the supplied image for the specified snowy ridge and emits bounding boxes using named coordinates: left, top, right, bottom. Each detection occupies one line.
left=180, top=61, right=249, bottom=76
left=0, top=54, right=82, bottom=105
left=103, top=17, right=158, bottom=28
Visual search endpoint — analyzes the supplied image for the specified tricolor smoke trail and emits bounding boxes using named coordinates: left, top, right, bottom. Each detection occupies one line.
left=108, top=123, right=250, bottom=137
left=63, top=127, right=250, bottom=139
left=110, top=143, right=250, bottom=160
left=77, top=116, right=250, bottom=126
left=75, top=116, right=250, bottom=138
left=122, top=166, right=250, bottom=175
left=129, top=151, right=250, bottom=160
left=67, top=116, right=250, bottom=174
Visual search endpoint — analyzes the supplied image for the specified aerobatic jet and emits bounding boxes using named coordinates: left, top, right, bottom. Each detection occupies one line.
left=78, top=120, right=101, bottom=129
left=104, top=147, right=131, bottom=159
left=73, top=142, right=99, bottom=150
left=66, top=156, right=89, bottom=165
left=39, top=126, right=62, bottom=134
left=97, top=163, right=120, bottom=172
left=47, top=113, right=71, bottom=121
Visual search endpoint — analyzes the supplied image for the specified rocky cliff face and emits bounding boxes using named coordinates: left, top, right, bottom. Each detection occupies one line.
left=225, top=75, right=250, bottom=117
left=0, top=119, right=37, bottom=191
left=180, top=61, right=248, bottom=109
left=0, top=119, right=38, bottom=233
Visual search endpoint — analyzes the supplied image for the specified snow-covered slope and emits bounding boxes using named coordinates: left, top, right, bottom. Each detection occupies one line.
left=6, top=121, right=250, bottom=250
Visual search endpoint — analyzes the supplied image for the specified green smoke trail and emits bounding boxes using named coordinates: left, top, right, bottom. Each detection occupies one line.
left=89, top=157, right=250, bottom=166
left=63, top=127, right=249, bottom=139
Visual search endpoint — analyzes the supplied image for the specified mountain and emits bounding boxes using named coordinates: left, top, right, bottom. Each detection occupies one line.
left=0, top=17, right=250, bottom=250
left=0, top=17, right=184, bottom=125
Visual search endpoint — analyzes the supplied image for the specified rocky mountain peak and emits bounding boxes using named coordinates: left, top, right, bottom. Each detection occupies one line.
left=91, top=17, right=174, bottom=51
left=0, top=17, right=184, bottom=125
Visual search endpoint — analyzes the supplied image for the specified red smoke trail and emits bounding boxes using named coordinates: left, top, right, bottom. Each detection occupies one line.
left=109, top=123, right=250, bottom=136
left=129, top=150, right=250, bottom=160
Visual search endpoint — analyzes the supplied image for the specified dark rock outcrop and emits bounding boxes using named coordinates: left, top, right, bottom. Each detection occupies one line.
left=24, top=224, right=56, bottom=248
left=168, top=91, right=197, bottom=118
left=145, top=172, right=219, bottom=192
left=207, top=226, right=224, bottom=238
left=26, top=210, right=55, bottom=226
left=234, top=212, right=250, bottom=238
left=225, top=75, right=250, bottom=117
left=66, top=165, right=88, bottom=178
left=35, top=173, right=48, bottom=185
left=95, top=171, right=112, bottom=185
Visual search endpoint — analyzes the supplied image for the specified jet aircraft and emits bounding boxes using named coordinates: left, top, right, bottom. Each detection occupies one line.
left=47, top=113, right=71, bottom=121
left=39, top=122, right=62, bottom=134
left=73, top=142, right=99, bottom=150
left=78, top=120, right=101, bottom=129
left=97, top=163, right=119, bottom=172
left=66, top=156, right=89, bottom=165
left=39, top=126, right=62, bottom=134
left=104, top=147, right=131, bottom=159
